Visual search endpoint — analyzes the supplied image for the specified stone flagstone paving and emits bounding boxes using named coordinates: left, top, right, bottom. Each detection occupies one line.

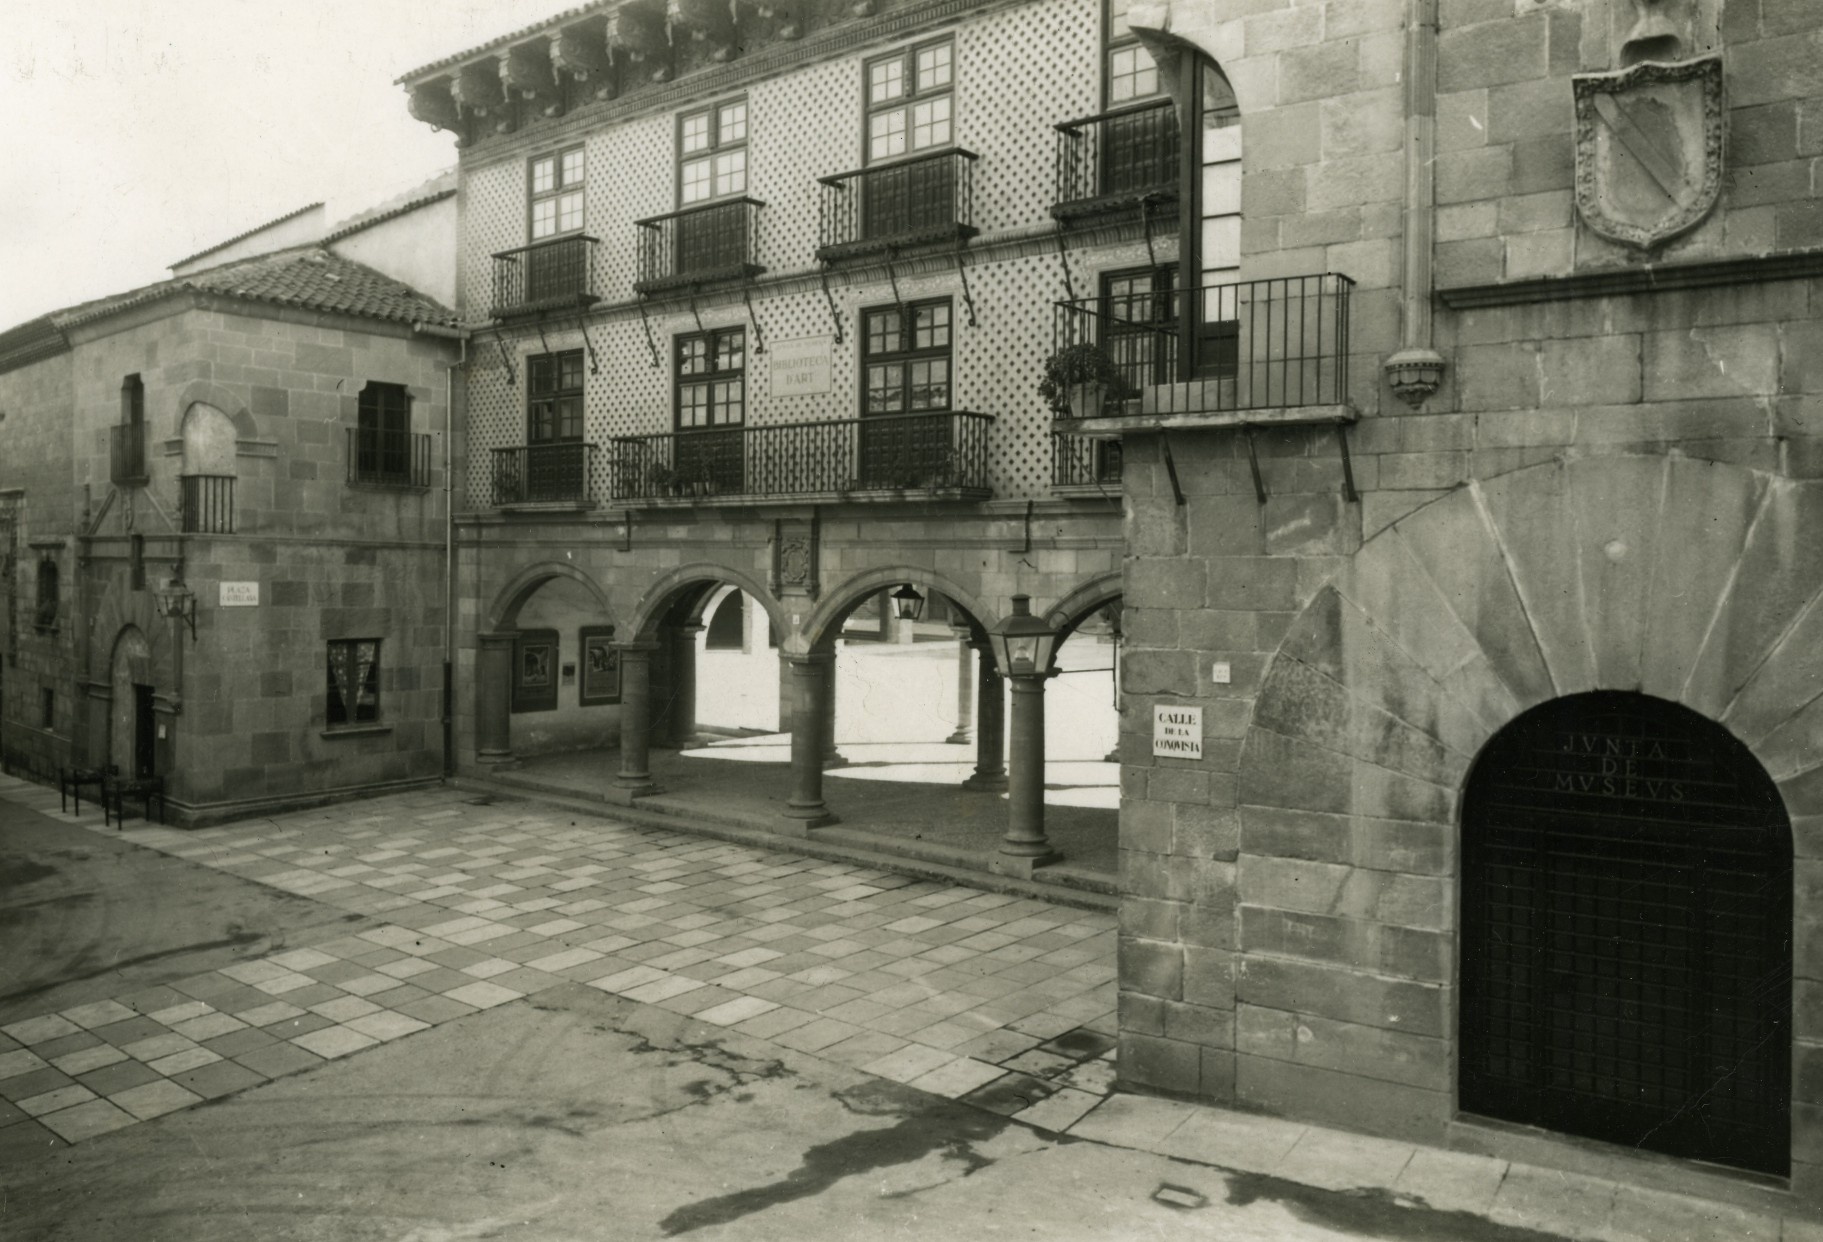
left=0, top=775, right=1117, bottom=1148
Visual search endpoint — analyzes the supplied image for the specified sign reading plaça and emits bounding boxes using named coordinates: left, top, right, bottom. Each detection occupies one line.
left=1153, top=704, right=1203, bottom=759
left=219, top=581, right=259, bottom=607
left=769, top=335, right=832, bottom=396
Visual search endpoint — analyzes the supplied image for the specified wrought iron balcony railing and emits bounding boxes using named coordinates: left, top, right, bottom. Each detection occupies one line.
left=635, top=198, right=765, bottom=293
left=180, top=474, right=235, bottom=534
left=491, top=442, right=596, bottom=506
left=1052, top=273, right=1354, bottom=416
left=608, top=411, right=994, bottom=502
left=817, top=149, right=979, bottom=262
left=1052, top=100, right=1180, bottom=222
left=347, top=427, right=432, bottom=488
left=1052, top=434, right=1123, bottom=488
left=490, top=235, right=600, bottom=319
left=110, top=423, right=148, bottom=486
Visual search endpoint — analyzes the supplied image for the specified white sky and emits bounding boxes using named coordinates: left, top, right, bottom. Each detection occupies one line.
left=0, top=0, right=571, bottom=330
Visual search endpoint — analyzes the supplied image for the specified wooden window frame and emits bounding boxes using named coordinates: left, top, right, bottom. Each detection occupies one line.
left=356, top=382, right=413, bottom=483
left=1104, top=0, right=1163, bottom=107
left=863, top=37, right=955, bottom=165
left=528, top=351, right=586, bottom=444
left=326, top=638, right=382, bottom=728
left=677, top=97, right=750, bottom=208
left=528, top=146, right=587, bottom=242
left=860, top=298, right=953, bottom=417
left=674, top=327, right=746, bottom=431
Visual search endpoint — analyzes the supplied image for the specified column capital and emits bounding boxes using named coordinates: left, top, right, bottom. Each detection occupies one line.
left=613, top=638, right=661, bottom=655
left=477, top=630, right=517, bottom=648
left=782, top=650, right=835, bottom=670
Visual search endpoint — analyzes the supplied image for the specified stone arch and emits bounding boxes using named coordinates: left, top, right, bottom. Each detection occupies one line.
left=1232, top=454, right=1822, bottom=1157
left=626, top=563, right=786, bottom=646
left=173, top=380, right=257, bottom=440
left=799, top=566, right=995, bottom=654
left=1042, top=571, right=1124, bottom=649
left=180, top=402, right=239, bottom=476
left=483, top=561, right=614, bottom=633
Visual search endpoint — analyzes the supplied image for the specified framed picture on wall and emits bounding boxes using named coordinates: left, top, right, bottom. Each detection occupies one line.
left=512, top=628, right=559, bottom=712
left=579, top=625, right=620, bottom=705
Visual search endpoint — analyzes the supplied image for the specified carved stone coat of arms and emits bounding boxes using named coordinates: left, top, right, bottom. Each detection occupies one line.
left=1572, top=56, right=1725, bottom=250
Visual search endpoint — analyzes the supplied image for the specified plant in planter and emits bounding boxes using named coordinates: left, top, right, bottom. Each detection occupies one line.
left=646, top=462, right=680, bottom=497
left=1039, top=343, right=1128, bottom=419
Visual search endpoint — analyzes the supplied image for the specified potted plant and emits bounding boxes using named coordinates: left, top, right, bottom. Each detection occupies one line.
left=646, top=462, right=680, bottom=497
left=1040, top=343, right=1127, bottom=419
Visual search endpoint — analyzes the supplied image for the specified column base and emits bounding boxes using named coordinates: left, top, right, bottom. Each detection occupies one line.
left=821, top=753, right=849, bottom=770
left=779, top=806, right=838, bottom=834
left=945, top=730, right=974, bottom=745
left=605, top=782, right=661, bottom=804
left=475, top=751, right=521, bottom=770
left=962, top=772, right=1008, bottom=791
left=988, top=849, right=1059, bottom=878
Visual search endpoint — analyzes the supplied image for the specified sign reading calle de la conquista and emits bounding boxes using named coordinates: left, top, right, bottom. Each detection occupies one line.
left=1153, top=704, right=1203, bottom=760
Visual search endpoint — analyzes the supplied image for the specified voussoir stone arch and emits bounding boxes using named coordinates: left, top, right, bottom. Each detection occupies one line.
left=1224, top=452, right=1823, bottom=1142
left=173, top=380, right=257, bottom=440
left=1043, top=572, right=1124, bottom=643
left=799, top=566, right=996, bottom=655
left=483, top=561, right=613, bottom=633
left=626, top=564, right=786, bottom=647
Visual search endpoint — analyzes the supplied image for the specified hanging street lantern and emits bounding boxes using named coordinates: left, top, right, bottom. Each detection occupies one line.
left=890, top=583, right=926, bottom=622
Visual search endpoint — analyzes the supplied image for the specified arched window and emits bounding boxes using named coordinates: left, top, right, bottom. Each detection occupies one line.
left=35, top=556, right=58, bottom=628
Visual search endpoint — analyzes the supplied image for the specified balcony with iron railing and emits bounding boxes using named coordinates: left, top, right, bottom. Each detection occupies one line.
left=1052, top=99, right=1180, bottom=224
left=347, top=427, right=432, bottom=489
left=1052, top=434, right=1123, bottom=491
left=180, top=475, right=235, bottom=534
left=817, top=149, right=979, bottom=263
left=491, top=442, right=597, bottom=508
left=110, top=423, right=148, bottom=487
left=607, top=411, right=995, bottom=505
left=490, top=235, right=601, bottom=319
left=1050, top=273, right=1355, bottom=434
left=635, top=198, right=765, bottom=294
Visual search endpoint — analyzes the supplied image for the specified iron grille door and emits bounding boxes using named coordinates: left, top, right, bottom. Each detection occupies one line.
left=1461, top=692, right=1791, bottom=1176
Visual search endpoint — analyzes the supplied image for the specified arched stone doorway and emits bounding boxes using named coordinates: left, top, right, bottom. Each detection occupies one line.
left=1460, top=691, right=1791, bottom=1176
left=108, top=626, right=155, bottom=778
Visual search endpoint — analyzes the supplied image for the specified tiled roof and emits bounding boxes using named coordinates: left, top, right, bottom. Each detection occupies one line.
left=397, top=2, right=603, bottom=83
left=168, top=202, right=324, bottom=270
left=0, top=249, right=460, bottom=377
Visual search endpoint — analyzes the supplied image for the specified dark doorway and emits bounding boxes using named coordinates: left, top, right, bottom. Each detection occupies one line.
left=133, top=684, right=156, bottom=779
left=1460, top=692, right=1792, bottom=1176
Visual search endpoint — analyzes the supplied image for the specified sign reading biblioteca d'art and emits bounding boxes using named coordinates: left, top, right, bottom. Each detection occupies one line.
left=769, top=336, right=832, bottom=396
left=1153, top=705, right=1202, bottom=759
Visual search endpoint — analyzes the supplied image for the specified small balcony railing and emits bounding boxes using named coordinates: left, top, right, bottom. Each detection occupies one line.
left=1052, top=100, right=1180, bottom=222
left=635, top=198, right=765, bottom=293
left=180, top=474, right=235, bottom=534
left=1053, top=435, right=1123, bottom=488
left=609, top=411, right=994, bottom=502
left=490, top=235, right=600, bottom=319
left=1052, top=273, right=1354, bottom=416
left=347, top=427, right=431, bottom=488
left=491, top=442, right=596, bottom=506
left=110, top=423, right=148, bottom=486
left=817, top=149, right=979, bottom=262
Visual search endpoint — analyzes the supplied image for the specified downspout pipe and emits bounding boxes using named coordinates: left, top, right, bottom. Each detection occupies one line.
left=413, top=320, right=469, bottom=780
left=1384, top=0, right=1447, bottom=407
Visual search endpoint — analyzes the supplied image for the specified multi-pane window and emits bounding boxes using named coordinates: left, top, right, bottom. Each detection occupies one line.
left=1106, top=0, right=1161, bottom=104
left=676, top=329, right=745, bottom=429
left=679, top=99, right=748, bottom=205
left=862, top=301, right=952, bottom=414
left=865, top=40, right=953, bottom=163
left=326, top=639, right=380, bottom=727
left=530, top=147, right=586, bottom=240
left=528, top=351, right=585, bottom=442
left=1102, top=267, right=1178, bottom=394
left=34, top=557, right=58, bottom=629
left=356, top=382, right=411, bottom=483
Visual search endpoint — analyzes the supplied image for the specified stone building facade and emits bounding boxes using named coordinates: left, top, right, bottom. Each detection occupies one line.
left=0, top=235, right=461, bottom=823
left=1078, top=0, right=1823, bottom=1214
left=401, top=0, right=1179, bottom=847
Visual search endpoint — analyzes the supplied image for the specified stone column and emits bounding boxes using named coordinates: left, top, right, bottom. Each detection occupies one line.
left=945, top=629, right=974, bottom=745
left=782, top=652, right=837, bottom=830
left=615, top=641, right=658, bottom=794
left=475, top=632, right=516, bottom=766
left=668, top=624, right=703, bottom=748
left=820, top=652, right=844, bottom=768
left=777, top=656, right=795, bottom=734
left=994, top=670, right=1058, bottom=876
left=962, top=646, right=1006, bottom=791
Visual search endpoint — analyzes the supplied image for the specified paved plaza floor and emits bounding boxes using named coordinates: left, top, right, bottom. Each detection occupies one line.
left=2, top=773, right=1815, bottom=1241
